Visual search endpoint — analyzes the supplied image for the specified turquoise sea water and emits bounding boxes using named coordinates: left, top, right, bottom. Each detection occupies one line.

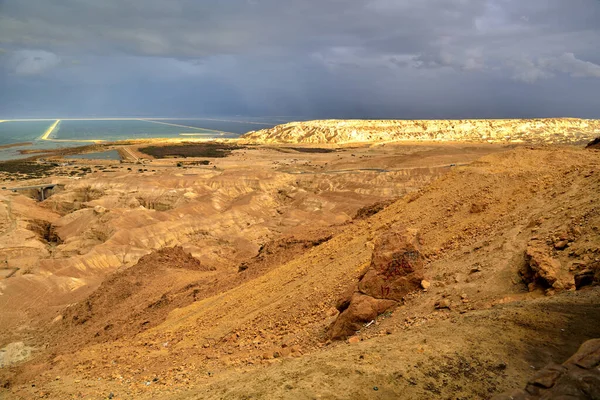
left=53, top=120, right=219, bottom=140
left=0, top=117, right=292, bottom=160
left=0, top=121, right=54, bottom=145
left=153, top=118, right=282, bottom=135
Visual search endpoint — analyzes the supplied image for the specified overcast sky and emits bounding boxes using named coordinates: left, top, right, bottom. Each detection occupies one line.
left=1, top=0, right=599, bottom=119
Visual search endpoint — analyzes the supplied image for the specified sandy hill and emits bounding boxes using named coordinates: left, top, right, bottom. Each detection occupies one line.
left=242, top=118, right=600, bottom=144
left=0, top=144, right=598, bottom=399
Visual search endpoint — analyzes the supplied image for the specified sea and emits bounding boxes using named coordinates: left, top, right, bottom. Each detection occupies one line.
left=0, top=117, right=299, bottom=161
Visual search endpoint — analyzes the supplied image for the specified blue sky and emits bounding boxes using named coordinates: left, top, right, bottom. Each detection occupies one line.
left=1, top=0, right=600, bottom=118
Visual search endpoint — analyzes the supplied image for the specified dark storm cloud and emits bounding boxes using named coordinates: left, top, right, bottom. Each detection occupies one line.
left=0, top=0, right=599, bottom=118
left=0, top=0, right=485, bottom=56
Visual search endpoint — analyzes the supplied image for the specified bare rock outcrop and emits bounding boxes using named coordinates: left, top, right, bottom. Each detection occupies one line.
left=329, top=293, right=396, bottom=340
left=522, top=244, right=563, bottom=290
left=242, top=118, right=600, bottom=145
left=492, top=338, right=600, bottom=399
left=358, top=228, right=424, bottom=301
left=520, top=241, right=574, bottom=293
left=329, top=226, right=424, bottom=339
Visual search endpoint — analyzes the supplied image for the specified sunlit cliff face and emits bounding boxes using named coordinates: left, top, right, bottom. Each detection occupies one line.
left=242, top=119, right=600, bottom=144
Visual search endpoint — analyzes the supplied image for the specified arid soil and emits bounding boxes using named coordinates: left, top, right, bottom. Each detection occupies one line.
left=0, top=139, right=599, bottom=399
left=492, top=338, right=600, bottom=399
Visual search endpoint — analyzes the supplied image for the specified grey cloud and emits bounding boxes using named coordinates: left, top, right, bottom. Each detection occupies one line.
left=543, top=53, right=600, bottom=78
left=505, top=53, right=600, bottom=83
left=506, top=57, right=554, bottom=83
left=0, top=0, right=600, bottom=118
left=8, top=49, right=61, bottom=75
left=0, top=0, right=488, bottom=58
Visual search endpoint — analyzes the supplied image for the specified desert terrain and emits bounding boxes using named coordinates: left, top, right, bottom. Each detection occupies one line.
left=242, top=118, right=600, bottom=145
left=0, top=119, right=599, bottom=399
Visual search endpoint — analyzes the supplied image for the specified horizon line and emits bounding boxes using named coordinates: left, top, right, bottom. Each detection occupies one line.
left=0, top=116, right=594, bottom=122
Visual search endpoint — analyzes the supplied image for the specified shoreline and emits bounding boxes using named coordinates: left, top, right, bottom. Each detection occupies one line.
left=0, top=142, right=33, bottom=149
left=6, top=136, right=241, bottom=162
left=1, top=133, right=589, bottom=164
left=0, top=136, right=240, bottom=161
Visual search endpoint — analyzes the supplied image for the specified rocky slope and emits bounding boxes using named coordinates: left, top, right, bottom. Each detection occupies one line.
left=1, top=143, right=600, bottom=399
left=242, top=118, right=600, bottom=144
left=1, top=143, right=492, bottom=351
left=1, top=145, right=599, bottom=399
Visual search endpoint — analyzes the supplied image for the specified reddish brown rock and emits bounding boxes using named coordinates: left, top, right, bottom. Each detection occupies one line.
left=335, top=285, right=357, bottom=312
left=329, top=227, right=424, bottom=340
left=521, top=244, right=564, bottom=291
left=358, top=227, right=424, bottom=301
left=329, top=293, right=396, bottom=340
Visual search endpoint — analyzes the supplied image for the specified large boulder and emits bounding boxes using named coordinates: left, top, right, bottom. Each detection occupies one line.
left=329, top=293, right=396, bottom=340
left=522, top=244, right=561, bottom=289
left=358, top=227, right=424, bottom=301
left=521, top=242, right=574, bottom=293
left=329, top=226, right=424, bottom=339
